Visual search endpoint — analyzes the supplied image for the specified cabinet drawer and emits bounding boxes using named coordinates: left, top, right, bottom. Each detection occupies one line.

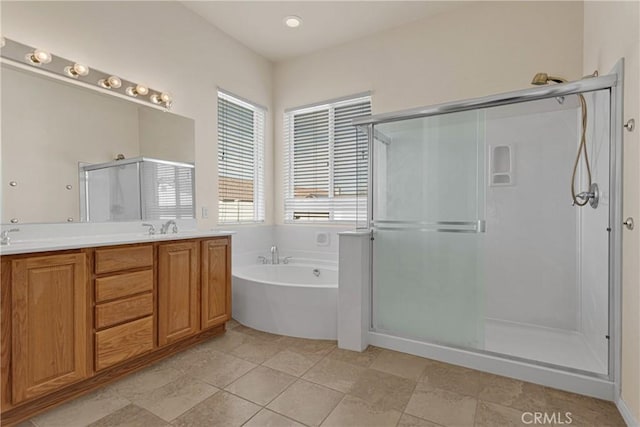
left=95, top=316, right=153, bottom=371
left=95, top=293, right=153, bottom=330
left=95, top=245, right=153, bottom=275
left=95, top=269, right=153, bottom=303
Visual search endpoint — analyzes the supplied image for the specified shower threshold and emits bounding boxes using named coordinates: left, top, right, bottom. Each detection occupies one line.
left=483, top=318, right=607, bottom=375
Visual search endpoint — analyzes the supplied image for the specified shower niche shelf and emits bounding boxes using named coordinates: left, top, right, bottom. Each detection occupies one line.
left=490, top=145, right=514, bottom=186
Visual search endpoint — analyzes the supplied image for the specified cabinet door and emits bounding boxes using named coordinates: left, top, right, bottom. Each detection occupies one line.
left=201, top=238, right=231, bottom=329
left=158, top=242, right=199, bottom=346
left=11, top=253, right=89, bottom=404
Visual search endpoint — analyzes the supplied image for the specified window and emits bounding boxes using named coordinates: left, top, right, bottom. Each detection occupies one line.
left=217, top=90, right=265, bottom=223
left=141, top=160, right=195, bottom=220
left=82, top=159, right=195, bottom=222
left=284, top=95, right=371, bottom=223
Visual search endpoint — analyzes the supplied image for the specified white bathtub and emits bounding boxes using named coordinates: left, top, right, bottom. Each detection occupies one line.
left=232, top=262, right=338, bottom=339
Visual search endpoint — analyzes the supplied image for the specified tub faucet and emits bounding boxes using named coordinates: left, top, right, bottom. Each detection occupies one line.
left=160, top=220, right=178, bottom=234
left=270, top=245, right=279, bottom=264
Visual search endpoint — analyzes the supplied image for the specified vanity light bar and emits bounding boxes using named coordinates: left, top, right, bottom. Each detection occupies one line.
left=0, top=36, right=172, bottom=109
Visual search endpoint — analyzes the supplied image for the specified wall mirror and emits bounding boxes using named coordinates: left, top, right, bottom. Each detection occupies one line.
left=1, top=62, right=196, bottom=224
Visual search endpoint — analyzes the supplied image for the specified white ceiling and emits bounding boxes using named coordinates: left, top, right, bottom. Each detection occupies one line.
left=181, top=1, right=462, bottom=62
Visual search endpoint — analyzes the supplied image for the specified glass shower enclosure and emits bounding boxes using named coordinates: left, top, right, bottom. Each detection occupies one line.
left=355, top=65, right=623, bottom=384
left=80, top=157, right=195, bottom=222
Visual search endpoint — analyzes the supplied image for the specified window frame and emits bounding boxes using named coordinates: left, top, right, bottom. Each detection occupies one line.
left=217, top=89, right=266, bottom=224
left=283, top=94, right=371, bottom=224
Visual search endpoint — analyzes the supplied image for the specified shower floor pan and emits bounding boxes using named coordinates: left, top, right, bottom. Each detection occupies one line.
left=483, top=318, right=607, bottom=375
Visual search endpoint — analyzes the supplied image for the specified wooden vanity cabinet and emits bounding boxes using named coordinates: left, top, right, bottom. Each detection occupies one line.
left=6, top=253, right=90, bottom=405
left=201, top=238, right=231, bottom=329
left=158, top=241, right=200, bottom=346
left=1, top=236, right=231, bottom=426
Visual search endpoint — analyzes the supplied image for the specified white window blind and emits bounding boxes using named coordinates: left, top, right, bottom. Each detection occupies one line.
left=141, top=160, right=195, bottom=220
left=284, top=95, right=371, bottom=223
left=217, top=90, right=265, bottom=224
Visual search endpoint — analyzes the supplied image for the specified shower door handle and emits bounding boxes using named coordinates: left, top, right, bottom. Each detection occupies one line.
left=372, top=220, right=486, bottom=233
left=623, top=217, right=634, bottom=231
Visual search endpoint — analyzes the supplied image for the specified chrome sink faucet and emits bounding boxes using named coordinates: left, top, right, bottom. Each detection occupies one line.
left=160, top=220, right=178, bottom=234
left=142, top=223, right=156, bottom=235
left=270, top=245, right=279, bottom=264
left=1, top=228, right=20, bottom=245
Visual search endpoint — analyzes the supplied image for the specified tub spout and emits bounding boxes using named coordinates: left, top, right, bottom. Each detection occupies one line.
left=270, top=245, right=279, bottom=264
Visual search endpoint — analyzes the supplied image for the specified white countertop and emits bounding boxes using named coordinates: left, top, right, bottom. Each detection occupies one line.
left=0, top=230, right=235, bottom=256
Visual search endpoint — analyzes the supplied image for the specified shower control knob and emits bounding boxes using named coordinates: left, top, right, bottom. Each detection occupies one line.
left=623, top=217, right=634, bottom=231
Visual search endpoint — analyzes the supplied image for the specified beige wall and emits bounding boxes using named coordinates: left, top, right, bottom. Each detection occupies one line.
left=138, top=108, right=195, bottom=164
left=273, top=1, right=584, bottom=223
left=584, top=1, right=640, bottom=420
left=1, top=0, right=274, bottom=227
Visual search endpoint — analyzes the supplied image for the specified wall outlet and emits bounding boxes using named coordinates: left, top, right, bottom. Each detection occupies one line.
left=201, top=206, right=208, bottom=218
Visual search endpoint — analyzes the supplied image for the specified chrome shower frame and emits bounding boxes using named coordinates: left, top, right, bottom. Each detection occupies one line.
left=354, top=59, right=624, bottom=400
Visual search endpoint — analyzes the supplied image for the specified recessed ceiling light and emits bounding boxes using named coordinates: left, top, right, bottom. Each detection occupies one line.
left=284, top=15, right=302, bottom=28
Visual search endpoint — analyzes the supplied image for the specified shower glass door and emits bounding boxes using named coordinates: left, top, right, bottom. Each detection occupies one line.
left=372, top=110, right=486, bottom=349
left=370, top=90, right=611, bottom=376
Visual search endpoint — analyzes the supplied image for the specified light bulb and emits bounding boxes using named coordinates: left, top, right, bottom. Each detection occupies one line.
left=99, top=75, right=122, bottom=89
left=151, top=92, right=172, bottom=105
left=26, top=49, right=52, bottom=65
left=160, top=92, right=171, bottom=103
left=136, top=84, right=149, bottom=96
left=126, top=84, right=149, bottom=97
left=64, top=63, right=90, bottom=78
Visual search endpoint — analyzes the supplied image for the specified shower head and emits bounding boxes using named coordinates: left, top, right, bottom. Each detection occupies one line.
left=531, top=73, right=549, bottom=85
left=531, top=72, right=568, bottom=85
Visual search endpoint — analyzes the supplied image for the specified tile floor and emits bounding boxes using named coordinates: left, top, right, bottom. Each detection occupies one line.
left=21, top=320, right=625, bottom=427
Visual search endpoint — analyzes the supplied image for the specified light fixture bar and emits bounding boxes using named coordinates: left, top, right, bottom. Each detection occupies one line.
left=0, top=36, right=173, bottom=110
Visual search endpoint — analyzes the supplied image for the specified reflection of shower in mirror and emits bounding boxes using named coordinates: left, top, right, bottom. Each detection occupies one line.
left=80, top=157, right=195, bottom=222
